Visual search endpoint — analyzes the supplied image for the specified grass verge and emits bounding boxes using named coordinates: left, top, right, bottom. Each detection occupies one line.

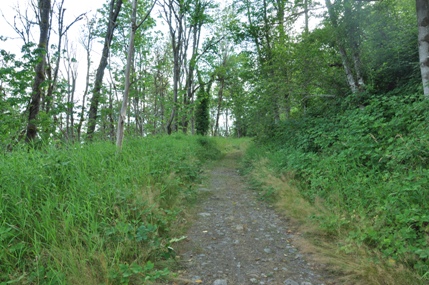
left=0, top=134, right=220, bottom=285
left=243, top=140, right=428, bottom=285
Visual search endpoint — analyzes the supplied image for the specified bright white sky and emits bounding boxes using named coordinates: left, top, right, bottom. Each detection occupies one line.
left=0, top=0, right=106, bottom=46
left=0, top=0, right=108, bottom=100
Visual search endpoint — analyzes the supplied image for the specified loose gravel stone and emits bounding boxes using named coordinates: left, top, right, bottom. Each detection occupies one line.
left=213, top=279, right=227, bottom=285
left=284, top=279, right=300, bottom=285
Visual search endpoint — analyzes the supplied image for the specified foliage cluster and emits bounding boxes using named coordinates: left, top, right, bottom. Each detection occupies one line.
left=243, top=88, right=429, bottom=278
left=0, top=134, right=220, bottom=284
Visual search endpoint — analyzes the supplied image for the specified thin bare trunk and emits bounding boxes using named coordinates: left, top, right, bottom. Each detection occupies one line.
left=26, top=0, right=51, bottom=142
left=304, top=0, right=309, bottom=34
left=225, top=107, right=228, bottom=137
left=45, top=1, right=65, bottom=114
left=64, top=43, right=77, bottom=142
left=77, top=18, right=93, bottom=142
left=108, top=85, right=115, bottom=140
left=45, top=2, right=84, bottom=114
left=214, top=78, right=225, bottom=136
left=87, top=0, right=123, bottom=140
left=162, top=0, right=184, bottom=134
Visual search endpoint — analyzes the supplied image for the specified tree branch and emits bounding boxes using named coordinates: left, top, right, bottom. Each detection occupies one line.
left=136, top=0, right=157, bottom=30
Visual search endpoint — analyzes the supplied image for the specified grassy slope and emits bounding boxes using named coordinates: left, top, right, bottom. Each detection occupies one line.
left=0, top=134, right=221, bottom=285
left=243, top=92, right=429, bottom=284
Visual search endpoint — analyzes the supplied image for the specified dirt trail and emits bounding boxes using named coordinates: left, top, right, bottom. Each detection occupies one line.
left=172, top=152, right=332, bottom=285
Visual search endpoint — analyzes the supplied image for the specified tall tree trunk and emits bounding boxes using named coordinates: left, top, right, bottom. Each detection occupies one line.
left=116, top=0, right=137, bottom=150
left=70, top=70, right=76, bottom=140
left=26, top=0, right=51, bottom=142
left=224, top=107, right=229, bottom=137
left=338, top=45, right=359, bottom=93
left=87, top=0, right=123, bottom=140
left=64, top=49, right=77, bottom=142
left=325, top=0, right=361, bottom=94
left=345, top=0, right=365, bottom=90
left=182, top=1, right=205, bottom=133
left=214, top=77, right=225, bottom=136
left=45, top=1, right=65, bottom=114
left=304, top=0, right=309, bottom=34
left=116, top=0, right=154, bottom=147
left=163, top=0, right=184, bottom=135
left=417, top=0, right=429, bottom=97
left=108, top=85, right=115, bottom=140
left=77, top=23, right=93, bottom=142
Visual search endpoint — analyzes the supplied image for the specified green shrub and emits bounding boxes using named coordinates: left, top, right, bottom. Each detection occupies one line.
left=245, top=91, right=429, bottom=277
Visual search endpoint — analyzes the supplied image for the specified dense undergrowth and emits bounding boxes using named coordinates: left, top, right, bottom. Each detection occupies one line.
left=0, top=134, right=221, bottom=284
left=243, top=89, right=429, bottom=283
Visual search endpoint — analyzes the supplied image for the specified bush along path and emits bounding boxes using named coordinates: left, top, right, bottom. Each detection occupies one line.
left=170, top=152, right=335, bottom=285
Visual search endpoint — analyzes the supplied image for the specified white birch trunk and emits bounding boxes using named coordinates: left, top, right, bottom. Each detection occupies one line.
left=417, top=0, right=429, bottom=97
left=339, top=46, right=358, bottom=93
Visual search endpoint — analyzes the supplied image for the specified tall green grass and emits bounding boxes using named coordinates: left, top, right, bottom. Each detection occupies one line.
left=243, top=91, right=429, bottom=281
left=0, top=134, right=220, bottom=284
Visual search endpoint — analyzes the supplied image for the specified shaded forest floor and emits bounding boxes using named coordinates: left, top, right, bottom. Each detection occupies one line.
left=163, top=150, right=338, bottom=285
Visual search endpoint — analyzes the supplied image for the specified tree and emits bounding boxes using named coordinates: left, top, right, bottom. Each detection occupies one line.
left=181, top=0, right=216, bottom=133
left=25, top=0, right=51, bottom=142
left=62, top=38, right=78, bottom=141
left=151, top=42, right=172, bottom=134
left=324, top=0, right=365, bottom=94
left=160, top=0, right=186, bottom=134
left=417, top=0, right=429, bottom=97
left=87, top=0, right=123, bottom=140
left=77, top=15, right=96, bottom=142
left=195, top=71, right=211, bottom=135
left=116, top=0, right=155, bottom=150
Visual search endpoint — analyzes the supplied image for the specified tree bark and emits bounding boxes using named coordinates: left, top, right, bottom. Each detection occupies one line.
left=116, top=0, right=137, bottom=150
left=325, top=0, right=363, bottom=94
left=417, top=0, right=429, bottom=97
left=64, top=43, right=77, bottom=142
left=214, top=77, right=225, bottom=136
left=77, top=17, right=94, bottom=142
left=26, top=0, right=51, bottom=142
left=116, top=0, right=155, bottom=148
left=87, top=0, right=123, bottom=140
left=162, top=0, right=184, bottom=134
left=45, top=1, right=65, bottom=114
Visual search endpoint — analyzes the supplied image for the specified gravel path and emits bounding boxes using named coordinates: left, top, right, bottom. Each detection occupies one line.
left=172, top=153, right=333, bottom=285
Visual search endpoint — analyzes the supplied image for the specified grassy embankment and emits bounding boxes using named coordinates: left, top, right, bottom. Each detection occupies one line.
left=0, top=134, right=221, bottom=284
left=243, top=91, right=429, bottom=284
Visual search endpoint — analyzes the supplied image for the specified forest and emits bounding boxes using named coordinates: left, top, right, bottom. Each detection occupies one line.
left=1, top=0, right=428, bottom=284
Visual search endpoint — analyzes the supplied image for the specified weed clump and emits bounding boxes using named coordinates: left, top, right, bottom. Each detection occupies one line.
left=195, top=136, right=222, bottom=160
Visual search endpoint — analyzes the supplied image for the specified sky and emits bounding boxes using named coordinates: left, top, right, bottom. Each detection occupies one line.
left=0, top=0, right=112, bottom=102
left=0, top=0, right=106, bottom=46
